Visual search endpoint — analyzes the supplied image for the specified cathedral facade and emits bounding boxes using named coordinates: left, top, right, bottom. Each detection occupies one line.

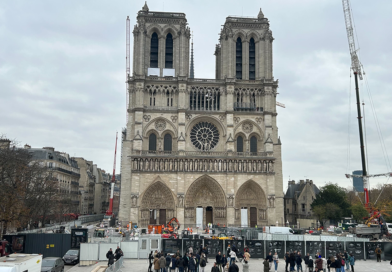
left=119, top=3, right=284, bottom=228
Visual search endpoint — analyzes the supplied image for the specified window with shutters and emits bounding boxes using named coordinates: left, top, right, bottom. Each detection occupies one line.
left=150, top=33, right=159, bottom=68
left=237, top=136, right=243, bottom=153
left=165, top=33, right=173, bottom=68
left=249, top=38, right=255, bottom=80
left=236, top=37, right=242, bottom=79
left=149, top=133, right=157, bottom=151
left=250, top=136, right=257, bottom=154
left=164, top=134, right=172, bottom=152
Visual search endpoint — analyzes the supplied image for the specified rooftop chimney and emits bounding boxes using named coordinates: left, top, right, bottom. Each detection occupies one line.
left=43, top=147, right=55, bottom=151
left=24, top=144, right=31, bottom=149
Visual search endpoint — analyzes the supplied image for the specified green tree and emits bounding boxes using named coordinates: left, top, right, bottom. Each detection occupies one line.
left=311, top=183, right=351, bottom=217
left=313, top=203, right=341, bottom=226
left=351, top=203, right=368, bottom=223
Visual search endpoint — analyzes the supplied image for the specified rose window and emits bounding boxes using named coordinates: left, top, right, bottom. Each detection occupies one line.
left=190, top=122, right=219, bottom=151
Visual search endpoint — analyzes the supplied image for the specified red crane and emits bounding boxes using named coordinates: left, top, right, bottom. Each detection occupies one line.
left=106, top=132, right=118, bottom=216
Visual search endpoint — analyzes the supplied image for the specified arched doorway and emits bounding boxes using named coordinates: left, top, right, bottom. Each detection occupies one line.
left=140, top=181, right=176, bottom=227
left=184, top=175, right=227, bottom=227
left=235, top=180, right=267, bottom=227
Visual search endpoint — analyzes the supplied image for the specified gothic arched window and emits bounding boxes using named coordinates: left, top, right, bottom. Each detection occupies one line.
left=150, top=32, right=159, bottom=68
left=249, top=38, right=255, bottom=80
left=149, top=133, right=157, bottom=151
left=164, top=134, right=172, bottom=152
left=250, top=136, right=257, bottom=154
left=236, top=37, right=242, bottom=79
left=165, top=33, right=173, bottom=68
left=237, top=136, right=243, bottom=153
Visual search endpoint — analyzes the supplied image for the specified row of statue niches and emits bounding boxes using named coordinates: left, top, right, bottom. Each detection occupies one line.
left=132, top=158, right=274, bottom=172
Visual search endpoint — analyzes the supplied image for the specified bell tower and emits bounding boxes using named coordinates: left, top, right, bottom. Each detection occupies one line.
left=132, top=2, right=191, bottom=77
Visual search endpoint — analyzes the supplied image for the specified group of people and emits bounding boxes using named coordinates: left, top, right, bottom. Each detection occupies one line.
left=267, top=250, right=356, bottom=272
left=106, top=246, right=124, bottom=266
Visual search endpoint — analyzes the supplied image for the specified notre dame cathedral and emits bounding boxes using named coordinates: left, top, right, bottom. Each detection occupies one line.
left=119, top=2, right=284, bottom=228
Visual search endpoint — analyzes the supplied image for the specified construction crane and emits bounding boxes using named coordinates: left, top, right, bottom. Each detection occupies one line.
left=276, top=101, right=285, bottom=108
left=342, top=0, right=392, bottom=206
left=126, top=16, right=130, bottom=124
left=106, top=132, right=118, bottom=217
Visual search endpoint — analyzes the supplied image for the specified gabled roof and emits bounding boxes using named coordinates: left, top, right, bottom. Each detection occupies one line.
left=284, top=181, right=320, bottom=199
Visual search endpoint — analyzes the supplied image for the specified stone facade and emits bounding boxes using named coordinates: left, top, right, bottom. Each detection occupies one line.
left=284, top=179, right=320, bottom=225
left=119, top=4, right=284, bottom=227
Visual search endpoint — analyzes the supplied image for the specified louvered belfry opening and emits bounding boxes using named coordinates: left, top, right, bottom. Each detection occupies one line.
left=150, top=32, right=159, bottom=68
left=249, top=38, right=255, bottom=80
left=165, top=33, right=173, bottom=68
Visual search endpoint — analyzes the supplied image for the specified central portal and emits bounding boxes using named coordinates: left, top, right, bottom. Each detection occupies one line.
left=206, top=206, right=213, bottom=224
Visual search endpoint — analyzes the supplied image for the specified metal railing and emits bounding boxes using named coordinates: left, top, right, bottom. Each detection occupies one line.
left=233, top=102, right=263, bottom=112
left=105, top=256, right=124, bottom=272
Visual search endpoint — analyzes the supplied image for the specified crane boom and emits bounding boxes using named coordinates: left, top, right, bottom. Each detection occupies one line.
left=342, top=0, right=362, bottom=80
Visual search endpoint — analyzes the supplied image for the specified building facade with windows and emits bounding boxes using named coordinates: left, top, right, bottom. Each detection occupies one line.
left=284, top=179, right=320, bottom=225
left=119, top=4, right=284, bottom=227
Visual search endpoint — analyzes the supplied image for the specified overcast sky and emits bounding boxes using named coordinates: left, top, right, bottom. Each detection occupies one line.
left=1, top=0, right=391, bottom=191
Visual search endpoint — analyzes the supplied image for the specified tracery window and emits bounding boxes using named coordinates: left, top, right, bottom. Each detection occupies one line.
left=190, top=122, right=219, bottom=151
left=189, top=87, right=220, bottom=111
left=150, top=32, right=159, bottom=68
left=250, top=136, right=257, bottom=154
left=164, top=134, right=172, bottom=152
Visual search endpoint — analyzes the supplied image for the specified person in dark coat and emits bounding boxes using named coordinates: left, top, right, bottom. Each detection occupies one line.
left=176, top=256, right=185, bottom=272
left=335, top=256, right=341, bottom=272
left=285, top=252, right=290, bottom=272
left=216, top=252, right=222, bottom=272
left=307, top=257, right=313, bottom=272
left=304, top=254, right=310, bottom=272
left=315, top=256, right=323, bottom=272
left=263, top=258, right=270, bottom=272
left=211, top=263, right=220, bottom=272
left=183, top=253, right=189, bottom=272
left=171, top=255, right=177, bottom=272
left=189, top=255, right=197, bottom=272
left=229, top=259, right=239, bottom=272
left=196, top=253, right=201, bottom=272
left=106, top=249, right=114, bottom=266
left=296, top=253, right=303, bottom=272
left=289, top=253, right=296, bottom=272
left=115, top=250, right=123, bottom=261
left=166, top=253, right=172, bottom=272
left=221, top=254, right=227, bottom=268
left=267, top=252, right=273, bottom=271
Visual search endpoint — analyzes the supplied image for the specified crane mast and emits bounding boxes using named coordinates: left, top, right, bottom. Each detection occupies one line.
left=106, top=132, right=118, bottom=216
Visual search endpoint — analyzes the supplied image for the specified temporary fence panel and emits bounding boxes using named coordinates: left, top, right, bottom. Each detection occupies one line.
left=304, top=236, right=321, bottom=242
left=321, top=236, right=338, bottom=242
left=80, top=243, right=99, bottom=261
left=246, top=240, right=264, bottom=258
left=241, top=209, right=248, bottom=228
left=24, top=233, right=71, bottom=258
left=162, top=239, right=182, bottom=256
left=345, top=242, right=364, bottom=260
left=183, top=239, right=203, bottom=256
left=105, top=256, right=124, bottom=272
left=286, top=235, right=301, bottom=241
left=266, top=240, right=285, bottom=258
left=286, top=241, right=304, bottom=254
left=273, top=234, right=288, bottom=241
left=258, top=233, right=272, bottom=240
left=365, top=242, right=383, bottom=260
left=246, top=229, right=263, bottom=240
left=225, top=240, right=244, bottom=256
left=138, top=236, right=162, bottom=259
left=325, top=242, right=344, bottom=257
left=110, top=237, right=123, bottom=244
left=3, top=235, right=27, bottom=253
left=384, top=242, right=392, bottom=261
left=204, top=239, right=223, bottom=257
left=120, top=241, right=139, bottom=259
left=99, top=243, right=119, bottom=261
left=306, top=241, right=325, bottom=258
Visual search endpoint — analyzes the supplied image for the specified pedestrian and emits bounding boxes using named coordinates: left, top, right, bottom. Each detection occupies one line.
left=196, top=253, right=201, bottom=272
left=160, top=254, right=167, bottom=272
left=290, top=253, right=296, bottom=272
left=267, top=252, right=273, bottom=271
left=296, top=253, right=303, bottom=272
left=222, top=254, right=227, bottom=268
left=189, top=247, right=194, bottom=255
left=244, top=251, right=250, bottom=264
left=329, top=257, right=336, bottom=272
left=273, top=252, right=279, bottom=272
left=229, top=249, right=236, bottom=266
left=335, top=256, right=341, bottom=272
left=375, top=247, right=382, bottom=262
left=211, top=262, right=220, bottom=272
left=304, top=253, right=310, bottom=272
left=348, top=254, right=354, bottom=272
left=224, top=263, right=229, bottom=272
left=106, top=248, right=114, bottom=266
left=183, top=253, right=189, bottom=272
left=263, top=258, right=270, bottom=272
left=227, top=245, right=231, bottom=257
left=154, top=254, right=160, bottom=272
left=115, top=246, right=121, bottom=255
left=189, top=255, right=197, bottom=272
left=216, top=251, right=222, bottom=272
left=166, top=253, right=172, bottom=272
left=176, top=255, right=185, bottom=272
left=285, top=252, right=290, bottom=272
left=229, top=259, right=239, bottom=272
left=171, top=255, right=177, bottom=272
left=315, top=256, right=323, bottom=272
left=200, top=254, right=207, bottom=272
left=307, top=256, right=313, bottom=272
left=340, top=257, right=345, bottom=272
left=321, top=256, right=327, bottom=272
left=177, top=250, right=182, bottom=258
left=148, top=251, right=154, bottom=272
left=115, top=250, right=123, bottom=261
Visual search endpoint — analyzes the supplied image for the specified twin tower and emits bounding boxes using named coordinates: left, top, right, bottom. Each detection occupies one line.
left=119, top=2, right=284, bottom=228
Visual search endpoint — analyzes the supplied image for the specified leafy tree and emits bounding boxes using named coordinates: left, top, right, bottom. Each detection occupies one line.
left=351, top=203, right=368, bottom=222
left=311, top=183, right=351, bottom=217
left=313, top=203, right=341, bottom=226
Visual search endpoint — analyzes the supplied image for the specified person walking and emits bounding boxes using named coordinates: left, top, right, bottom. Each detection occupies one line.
left=222, top=254, right=227, bottom=268
left=171, top=255, right=177, bottom=272
left=290, top=253, right=296, bottom=272
left=375, top=247, right=382, bottom=262
left=200, top=254, right=207, bottom=272
left=183, top=253, right=189, bottom=272
left=244, top=251, right=250, bottom=264
left=273, top=252, right=279, bottom=272
left=177, top=255, right=185, bottom=272
left=166, top=253, right=172, bottom=272
left=115, top=250, right=123, bottom=261
left=315, top=256, right=323, bottom=272
left=307, top=256, right=313, bottom=272
left=321, top=256, right=327, bottom=272
left=224, top=263, right=229, bottom=272
left=189, top=247, right=194, bottom=255
left=229, top=259, right=239, bottom=272
left=304, top=254, right=310, bottom=272
left=329, top=257, right=336, bottom=272
left=106, top=248, right=114, bottom=267
left=229, top=249, right=236, bottom=266
left=348, top=254, right=355, bottom=272
left=160, top=254, right=167, bottom=272
left=196, top=253, right=201, bottom=272
left=211, top=263, right=220, bottom=272
left=115, top=246, right=121, bottom=255
left=340, top=257, right=345, bottom=272
left=285, top=252, right=290, bottom=272
left=267, top=252, right=273, bottom=271
left=216, top=252, right=222, bottom=272
left=343, top=252, right=349, bottom=271
left=296, top=253, right=303, bottom=272
left=189, top=255, right=197, bottom=272
left=264, top=258, right=270, bottom=272
left=154, top=254, right=161, bottom=272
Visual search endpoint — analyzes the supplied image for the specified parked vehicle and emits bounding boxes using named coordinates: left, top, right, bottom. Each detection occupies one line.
left=386, top=223, right=392, bottom=235
left=263, top=226, right=294, bottom=235
left=62, top=249, right=79, bottom=265
left=41, top=257, right=64, bottom=272
left=0, top=254, right=42, bottom=272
